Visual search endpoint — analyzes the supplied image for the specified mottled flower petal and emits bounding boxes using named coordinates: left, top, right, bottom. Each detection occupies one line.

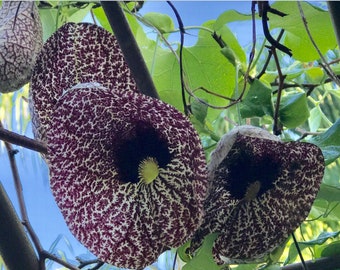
left=0, top=1, right=42, bottom=93
left=191, top=125, right=324, bottom=264
left=48, top=85, right=208, bottom=269
left=29, top=22, right=137, bottom=143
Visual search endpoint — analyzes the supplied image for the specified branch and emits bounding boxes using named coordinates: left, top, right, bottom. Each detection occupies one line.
left=327, top=2, right=340, bottom=52
left=0, top=120, right=46, bottom=269
left=281, top=256, right=340, bottom=270
left=0, top=183, right=40, bottom=270
left=257, top=29, right=285, bottom=79
left=0, top=126, right=47, bottom=154
left=100, top=1, right=159, bottom=99
left=41, top=251, right=80, bottom=270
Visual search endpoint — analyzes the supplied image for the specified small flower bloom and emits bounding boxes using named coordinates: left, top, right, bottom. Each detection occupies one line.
left=47, top=85, right=207, bottom=269
left=190, top=125, right=324, bottom=264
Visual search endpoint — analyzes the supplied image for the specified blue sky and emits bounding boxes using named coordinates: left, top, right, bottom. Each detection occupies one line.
left=0, top=2, right=258, bottom=269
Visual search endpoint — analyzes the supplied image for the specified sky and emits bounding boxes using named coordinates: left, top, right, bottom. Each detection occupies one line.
left=0, top=1, right=297, bottom=269
left=141, top=1, right=255, bottom=46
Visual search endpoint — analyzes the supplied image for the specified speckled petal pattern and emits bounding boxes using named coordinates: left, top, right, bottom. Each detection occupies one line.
left=0, top=1, right=42, bottom=93
left=191, top=126, right=324, bottom=264
left=47, top=85, right=208, bottom=270
left=29, top=22, right=137, bottom=143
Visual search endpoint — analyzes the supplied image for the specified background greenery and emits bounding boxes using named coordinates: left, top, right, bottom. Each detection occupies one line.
left=1, top=1, right=340, bottom=270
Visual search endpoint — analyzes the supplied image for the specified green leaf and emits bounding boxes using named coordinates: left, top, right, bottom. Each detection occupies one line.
left=39, top=9, right=59, bottom=41
left=138, top=20, right=236, bottom=122
left=309, top=119, right=340, bottom=165
left=39, top=3, right=95, bottom=41
left=177, top=240, right=192, bottom=263
left=232, top=264, right=262, bottom=270
left=143, top=12, right=175, bottom=34
left=220, top=47, right=239, bottom=68
left=240, top=79, right=274, bottom=118
left=214, top=10, right=252, bottom=29
left=311, top=199, right=340, bottom=220
left=183, top=233, right=224, bottom=270
left=320, top=146, right=340, bottom=166
left=285, top=231, right=340, bottom=264
left=320, top=240, right=340, bottom=257
left=213, top=17, right=247, bottom=68
left=310, top=118, right=340, bottom=147
left=309, top=107, right=322, bottom=133
left=279, top=92, right=309, bottom=128
left=305, top=67, right=324, bottom=84
left=270, top=2, right=337, bottom=62
left=190, top=98, right=208, bottom=124
left=63, top=4, right=94, bottom=23
left=93, top=7, right=113, bottom=33
left=317, top=184, right=340, bottom=204
left=303, top=231, right=340, bottom=245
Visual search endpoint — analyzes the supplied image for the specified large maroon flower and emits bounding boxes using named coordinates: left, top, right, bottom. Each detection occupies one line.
left=47, top=85, right=207, bottom=269
left=29, top=22, right=137, bottom=143
left=0, top=1, right=42, bottom=93
left=190, top=125, right=324, bottom=264
left=30, top=22, right=208, bottom=269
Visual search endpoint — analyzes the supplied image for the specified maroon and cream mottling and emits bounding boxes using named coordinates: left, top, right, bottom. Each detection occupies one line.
left=29, top=23, right=137, bottom=143
left=0, top=1, right=42, bottom=93
left=191, top=126, right=324, bottom=264
left=47, top=85, right=208, bottom=269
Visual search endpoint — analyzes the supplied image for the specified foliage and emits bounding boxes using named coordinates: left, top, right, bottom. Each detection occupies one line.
left=1, top=1, right=340, bottom=270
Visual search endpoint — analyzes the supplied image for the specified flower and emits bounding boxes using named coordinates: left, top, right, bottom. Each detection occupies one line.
left=190, top=125, right=324, bottom=264
left=29, top=22, right=137, bottom=143
left=0, top=1, right=42, bottom=93
left=30, top=22, right=208, bottom=269
left=47, top=85, right=207, bottom=269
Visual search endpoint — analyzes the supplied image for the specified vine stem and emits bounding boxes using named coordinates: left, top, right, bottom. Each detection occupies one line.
left=100, top=1, right=159, bottom=99
left=292, top=232, right=308, bottom=270
left=271, top=47, right=285, bottom=135
left=297, top=1, right=340, bottom=87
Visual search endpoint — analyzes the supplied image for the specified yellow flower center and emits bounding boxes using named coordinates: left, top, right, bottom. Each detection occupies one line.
left=138, top=157, right=160, bottom=184
left=244, top=181, right=261, bottom=202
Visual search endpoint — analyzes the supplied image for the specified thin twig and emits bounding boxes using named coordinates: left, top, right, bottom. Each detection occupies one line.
left=257, top=29, right=285, bottom=79
left=292, top=232, right=308, bottom=270
left=41, top=251, right=80, bottom=270
left=0, top=121, right=46, bottom=269
left=295, top=128, right=321, bottom=141
left=166, top=1, right=189, bottom=115
left=271, top=47, right=285, bottom=135
left=172, top=251, right=178, bottom=270
left=0, top=126, right=47, bottom=154
left=297, top=1, right=340, bottom=86
left=77, top=258, right=103, bottom=269
left=250, top=1, right=257, bottom=65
